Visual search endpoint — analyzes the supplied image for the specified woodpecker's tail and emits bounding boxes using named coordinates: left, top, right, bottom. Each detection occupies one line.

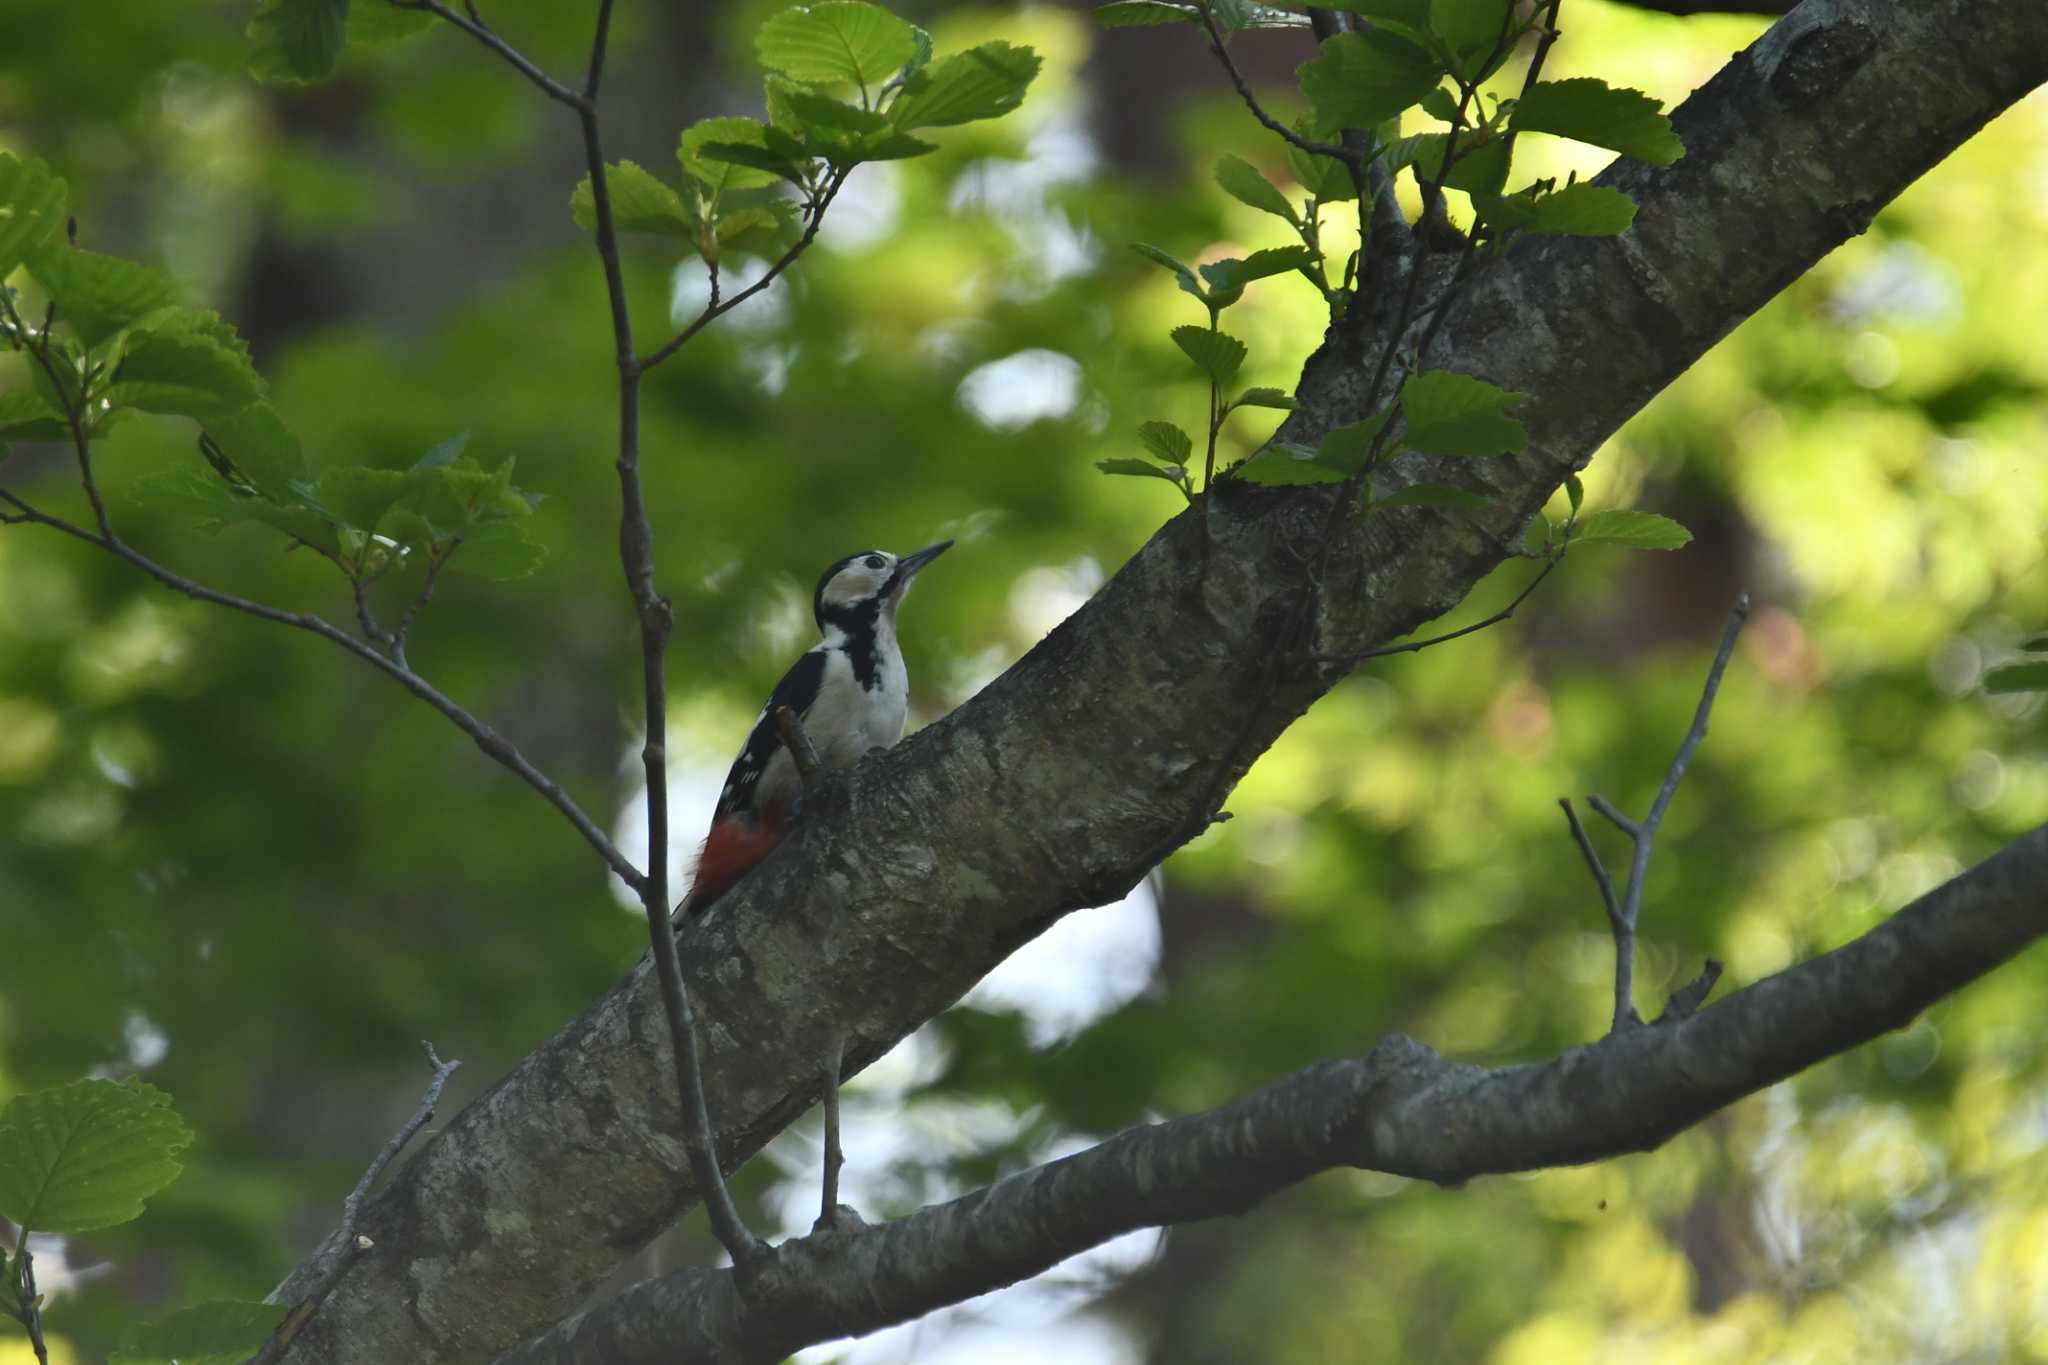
left=677, top=805, right=791, bottom=918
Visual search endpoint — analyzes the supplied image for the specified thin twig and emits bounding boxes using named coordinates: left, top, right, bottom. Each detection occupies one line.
left=392, top=536, right=459, bottom=670
left=640, top=169, right=851, bottom=374
left=816, top=1025, right=847, bottom=1232
left=1559, top=798, right=1621, bottom=924
left=1315, top=549, right=1561, bottom=664
left=0, top=491, right=643, bottom=892
left=1195, top=5, right=1359, bottom=167
left=775, top=706, right=823, bottom=790
left=251, top=1042, right=462, bottom=1365
left=13, top=1225, right=49, bottom=1365
left=1576, top=594, right=1751, bottom=1030
left=386, top=0, right=587, bottom=109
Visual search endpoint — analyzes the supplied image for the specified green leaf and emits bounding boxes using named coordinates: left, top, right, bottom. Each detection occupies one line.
left=1398, top=368, right=1528, bottom=457
left=1564, top=472, right=1584, bottom=514
left=1418, top=86, right=1461, bottom=124
left=757, top=1, right=919, bottom=93
left=1529, top=183, right=1638, bottom=236
left=0, top=1079, right=193, bottom=1233
left=1210, top=0, right=1312, bottom=30
left=887, top=41, right=1040, bottom=130
left=24, top=248, right=180, bottom=350
left=699, top=141, right=810, bottom=187
left=783, top=91, right=936, bottom=164
left=200, top=403, right=304, bottom=499
left=311, top=465, right=420, bottom=537
left=0, top=388, right=69, bottom=442
left=679, top=119, right=784, bottom=194
left=569, top=162, right=694, bottom=239
left=1131, top=242, right=1205, bottom=303
left=1285, top=130, right=1357, bottom=203
left=448, top=518, right=547, bottom=579
left=0, top=154, right=68, bottom=277
left=1232, top=387, right=1295, bottom=411
left=1236, top=445, right=1347, bottom=486
left=1375, top=481, right=1491, bottom=509
left=1092, top=0, right=1197, bottom=25
left=1316, top=411, right=1393, bottom=474
left=1097, top=457, right=1188, bottom=487
left=1172, top=325, right=1247, bottom=387
left=1570, top=508, right=1693, bottom=550
left=1200, top=246, right=1316, bottom=299
left=113, top=1299, right=288, bottom=1365
left=246, top=0, right=350, bottom=83
left=1406, top=131, right=1508, bottom=195
left=105, top=330, right=265, bottom=419
left=1299, top=31, right=1445, bottom=139
left=1137, top=420, right=1193, bottom=465
left=1214, top=155, right=1300, bottom=224
left=1429, top=0, right=1512, bottom=76
left=1986, top=662, right=2048, bottom=695
left=347, top=3, right=433, bottom=42
left=1509, top=78, right=1683, bottom=167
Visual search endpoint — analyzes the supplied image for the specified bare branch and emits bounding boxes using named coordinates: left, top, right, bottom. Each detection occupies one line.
left=1316, top=553, right=1561, bottom=664
left=490, top=826, right=2048, bottom=1364
left=387, top=0, right=587, bottom=109
left=1195, top=6, right=1358, bottom=167
left=253, top=1043, right=462, bottom=1365
left=1576, top=596, right=1751, bottom=1030
left=0, top=491, right=642, bottom=891
left=640, top=170, right=851, bottom=374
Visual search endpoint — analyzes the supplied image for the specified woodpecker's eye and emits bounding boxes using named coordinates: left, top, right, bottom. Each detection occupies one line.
left=864, top=555, right=886, bottom=570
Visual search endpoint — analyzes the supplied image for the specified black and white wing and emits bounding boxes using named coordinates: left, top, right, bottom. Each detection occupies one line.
left=712, top=648, right=826, bottom=824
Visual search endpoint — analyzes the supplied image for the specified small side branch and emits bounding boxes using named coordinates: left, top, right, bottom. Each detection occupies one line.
left=1570, top=594, right=1751, bottom=1030
left=387, top=0, right=588, bottom=109
left=1316, top=552, right=1562, bottom=665
left=1195, top=6, right=1358, bottom=167
left=253, top=1043, right=462, bottom=1365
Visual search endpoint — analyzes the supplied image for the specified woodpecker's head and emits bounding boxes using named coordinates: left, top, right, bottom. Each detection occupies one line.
left=812, top=541, right=951, bottom=635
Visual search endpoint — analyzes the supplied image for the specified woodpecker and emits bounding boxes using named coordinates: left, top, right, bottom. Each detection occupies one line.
left=678, top=540, right=952, bottom=916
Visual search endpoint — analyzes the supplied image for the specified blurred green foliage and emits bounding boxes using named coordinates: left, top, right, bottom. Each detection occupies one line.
left=1, top=2, right=2045, bottom=1362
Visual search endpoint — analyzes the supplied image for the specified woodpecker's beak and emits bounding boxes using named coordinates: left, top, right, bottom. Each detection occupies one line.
left=887, top=540, right=952, bottom=598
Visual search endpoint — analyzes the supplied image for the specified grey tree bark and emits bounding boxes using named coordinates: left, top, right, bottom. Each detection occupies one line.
left=265, top=0, right=2048, bottom=1360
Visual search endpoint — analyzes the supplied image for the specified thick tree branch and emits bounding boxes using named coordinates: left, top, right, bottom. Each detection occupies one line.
left=264, top=2, right=2048, bottom=1360
left=492, top=827, right=2048, bottom=1364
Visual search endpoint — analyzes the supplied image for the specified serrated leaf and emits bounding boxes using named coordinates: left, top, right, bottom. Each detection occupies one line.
left=1529, top=183, right=1637, bottom=236
left=24, top=248, right=180, bottom=351
left=569, top=162, right=694, bottom=239
left=1570, top=508, right=1693, bottom=550
left=201, top=403, right=305, bottom=499
left=246, top=0, right=349, bottom=83
left=1285, top=130, right=1357, bottom=204
left=1137, top=420, right=1193, bottom=465
left=448, top=518, right=547, bottom=579
left=1564, top=472, right=1584, bottom=513
left=1406, top=131, right=1508, bottom=195
left=1200, top=246, right=1316, bottom=297
left=0, top=1079, right=193, bottom=1233
left=782, top=91, right=936, bottom=164
left=1214, top=155, right=1300, bottom=223
left=887, top=41, right=1040, bottom=130
left=699, top=141, right=809, bottom=187
left=678, top=118, right=784, bottom=195
left=1375, top=481, right=1491, bottom=509
left=105, top=330, right=264, bottom=419
left=1418, top=86, right=1461, bottom=124
left=312, top=465, right=420, bottom=537
left=0, top=154, right=68, bottom=277
left=1299, top=31, right=1444, bottom=138
left=1131, top=242, right=1205, bottom=302
left=1097, top=457, right=1187, bottom=486
left=1232, top=387, right=1294, bottom=411
left=757, top=1, right=918, bottom=93
left=1429, top=0, right=1512, bottom=75
left=113, top=1299, right=287, bottom=1365
left=1986, top=662, right=2048, bottom=695
left=1236, top=446, right=1347, bottom=486
left=0, top=388, right=69, bottom=441
left=1093, top=0, right=1197, bottom=25
left=1316, top=410, right=1393, bottom=474
left=1172, top=325, right=1247, bottom=388
left=1398, top=368, right=1527, bottom=457
left=1509, top=78, right=1683, bottom=167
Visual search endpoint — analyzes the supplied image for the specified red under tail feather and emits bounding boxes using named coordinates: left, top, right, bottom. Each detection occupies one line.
left=679, top=805, right=790, bottom=916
